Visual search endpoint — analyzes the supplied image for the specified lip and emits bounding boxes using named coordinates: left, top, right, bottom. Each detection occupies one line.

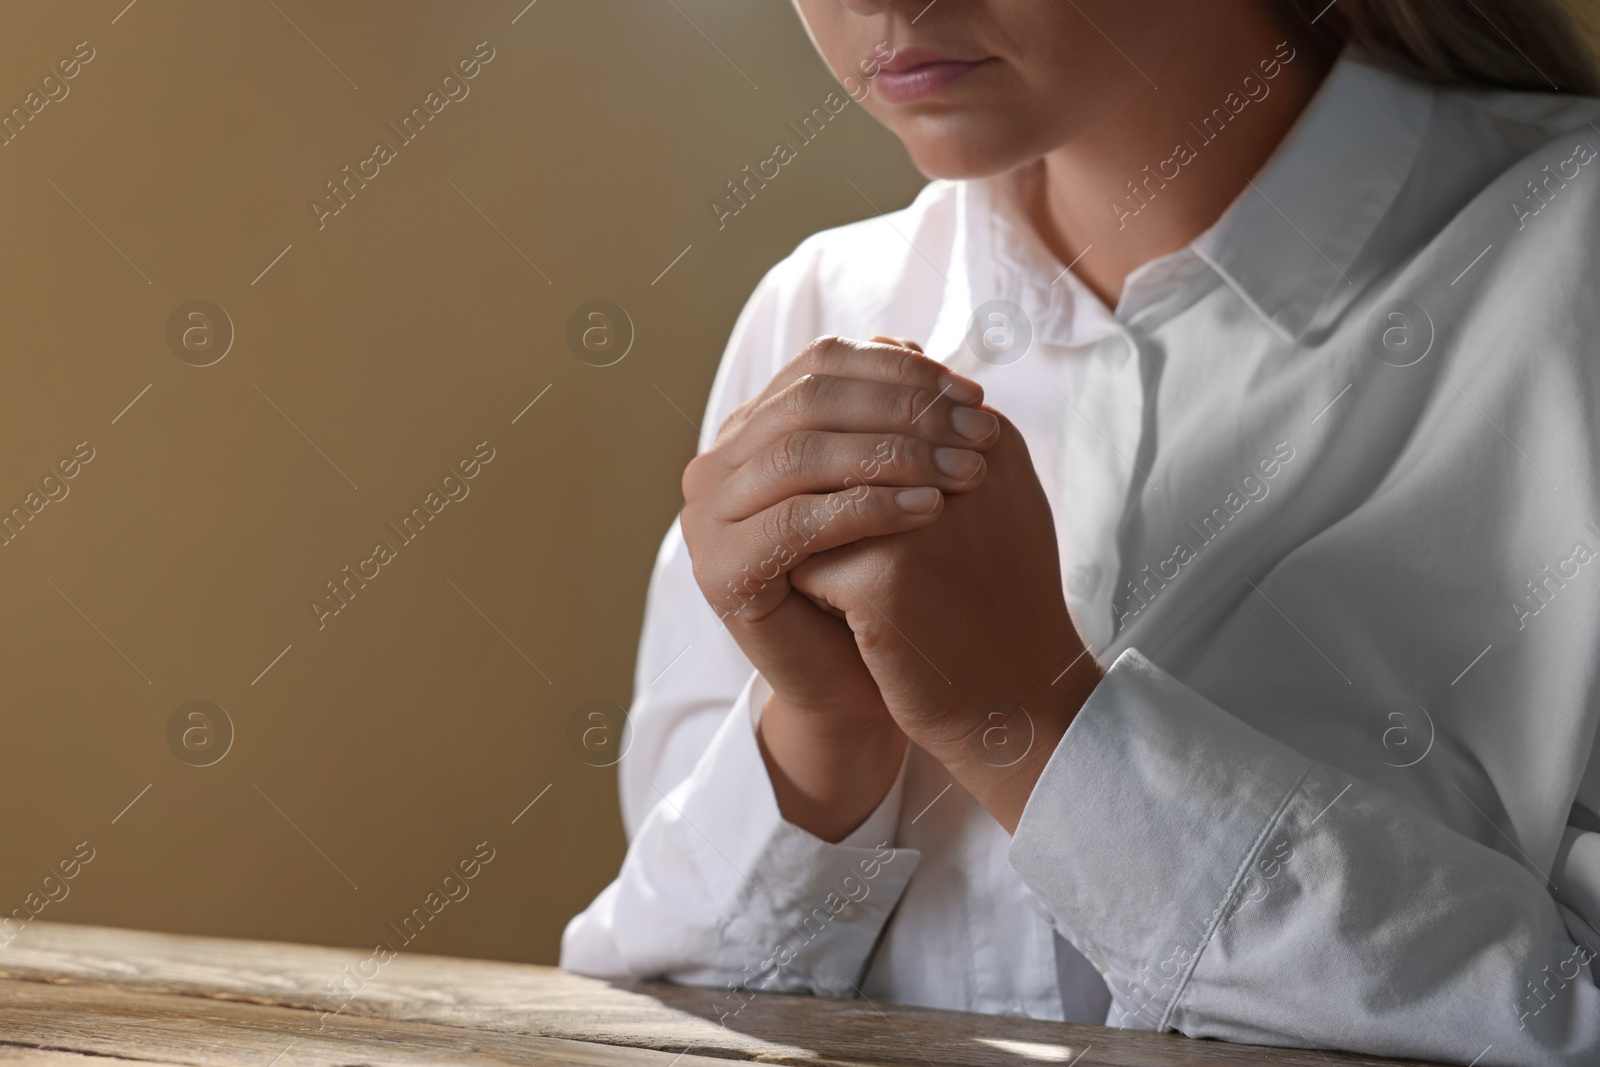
left=873, top=47, right=987, bottom=105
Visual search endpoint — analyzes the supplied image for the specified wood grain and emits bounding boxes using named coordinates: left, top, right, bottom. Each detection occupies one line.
left=0, top=922, right=1438, bottom=1067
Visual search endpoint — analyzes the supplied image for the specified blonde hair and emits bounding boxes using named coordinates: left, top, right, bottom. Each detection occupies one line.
left=1293, top=0, right=1600, bottom=94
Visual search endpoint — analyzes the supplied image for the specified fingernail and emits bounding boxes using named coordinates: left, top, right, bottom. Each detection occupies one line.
left=895, top=487, right=941, bottom=514
left=941, top=374, right=982, bottom=405
left=951, top=406, right=998, bottom=442
left=934, top=447, right=982, bottom=479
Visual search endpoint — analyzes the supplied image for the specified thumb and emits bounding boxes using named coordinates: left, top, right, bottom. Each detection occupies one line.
left=790, top=542, right=879, bottom=618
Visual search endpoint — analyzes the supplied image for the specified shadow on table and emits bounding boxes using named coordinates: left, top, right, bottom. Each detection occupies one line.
left=612, top=978, right=1247, bottom=1067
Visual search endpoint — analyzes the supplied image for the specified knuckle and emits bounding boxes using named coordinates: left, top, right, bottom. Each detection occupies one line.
left=783, top=373, right=826, bottom=421
left=884, top=434, right=916, bottom=469
left=837, top=482, right=876, bottom=518
left=888, top=350, right=930, bottom=388
left=768, top=430, right=816, bottom=482
left=803, top=334, right=842, bottom=364
left=897, top=386, right=931, bottom=427
left=762, top=500, right=803, bottom=550
left=681, top=454, right=708, bottom=499
left=857, top=436, right=909, bottom=481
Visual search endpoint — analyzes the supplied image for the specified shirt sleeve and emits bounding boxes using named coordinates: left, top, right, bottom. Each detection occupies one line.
left=561, top=243, right=922, bottom=995
left=561, top=669, right=919, bottom=994
left=1011, top=647, right=1600, bottom=1066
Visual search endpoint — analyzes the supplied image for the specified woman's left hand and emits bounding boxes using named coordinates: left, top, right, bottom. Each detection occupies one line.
left=788, top=406, right=1105, bottom=832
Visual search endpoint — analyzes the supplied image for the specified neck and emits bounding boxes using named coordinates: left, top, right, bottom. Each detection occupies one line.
left=1023, top=4, right=1339, bottom=309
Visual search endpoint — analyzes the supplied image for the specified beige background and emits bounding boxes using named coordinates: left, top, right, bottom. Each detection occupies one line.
left=0, top=0, right=922, bottom=965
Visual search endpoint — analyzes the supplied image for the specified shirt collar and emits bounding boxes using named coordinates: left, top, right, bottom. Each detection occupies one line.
left=927, top=49, right=1436, bottom=361
left=1192, top=50, right=1435, bottom=341
left=927, top=168, right=1101, bottom=368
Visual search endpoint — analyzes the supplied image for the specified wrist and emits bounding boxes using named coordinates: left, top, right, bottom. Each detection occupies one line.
left=931, top=647, right=1103, bottom=834
left=758, top=688, right=908, bottom=843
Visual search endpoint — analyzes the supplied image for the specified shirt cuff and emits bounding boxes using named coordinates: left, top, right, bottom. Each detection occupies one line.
left=670, top=671, right=920, bottom=996
left=1008, top=647, right=1311, bottom=1028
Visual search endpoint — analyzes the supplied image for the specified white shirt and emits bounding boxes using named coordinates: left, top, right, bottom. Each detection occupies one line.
left=563, top=51, right=1600, bottom=1064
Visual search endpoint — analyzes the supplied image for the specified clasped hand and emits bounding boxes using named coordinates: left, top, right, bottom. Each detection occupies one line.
left=680, top=336, right=1102, bottom=837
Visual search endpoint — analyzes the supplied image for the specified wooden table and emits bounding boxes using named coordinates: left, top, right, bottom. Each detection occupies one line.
left=0, top=922, right=1433, bottom=1066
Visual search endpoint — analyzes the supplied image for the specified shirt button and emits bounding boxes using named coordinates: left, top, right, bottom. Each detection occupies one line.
left=1067, top=564, right=1101, bottom=598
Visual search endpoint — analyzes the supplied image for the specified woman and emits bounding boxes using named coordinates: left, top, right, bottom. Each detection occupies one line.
left=564, top=1, right=1600, bottom=1062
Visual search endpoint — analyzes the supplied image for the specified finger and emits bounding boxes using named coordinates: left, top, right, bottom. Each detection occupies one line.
left=734, top=484, right=944, bottom=579
left=712, top=374, right=1001, bottom=469
left=790, top=336, right=969, bottom=400
left=869, top=333, right=924, bottom=354
left=712, top=430, right=985, bottom=519
left=717, top=336, right=980, bottom=442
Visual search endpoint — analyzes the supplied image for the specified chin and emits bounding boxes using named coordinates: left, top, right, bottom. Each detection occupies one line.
left=889, top=115, right=1045, bottom=182
left=901, top=137, right=1036, bottom=182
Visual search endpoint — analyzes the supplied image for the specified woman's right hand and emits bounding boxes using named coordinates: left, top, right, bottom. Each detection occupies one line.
left=679, top=335, right=1000, bottom=840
